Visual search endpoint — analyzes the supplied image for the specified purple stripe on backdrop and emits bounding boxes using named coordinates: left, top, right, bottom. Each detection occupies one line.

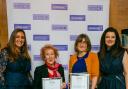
left=27, top=44, right=31, bottom=51
left=33, top=14, right=49, bottom=20
left=51, top=4, right=68, bottom=10
left=52, top=24, right=68, bottom=31
left=92, top=45, right=100, bottom=51
left=14, top=24, right=31, bottom=30
left=33, top=55, right=41, bottom=61
left=53, top=45, right=68, bottom=51
left=33, top=35, right=50, bottom=41
left=88, top=25, right=103, bottom=31
left=62, top=64, right=68, bottom=70
left=70, top=15, right=86, bottom=21
left=13, top=3, right=30, bottom=9
left=88, top=5, right=103, bottom=11
left=70, top=35, right=78, bottom=41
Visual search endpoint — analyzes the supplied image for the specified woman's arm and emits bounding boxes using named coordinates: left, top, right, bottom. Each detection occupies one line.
left=123, top=51, right=128, bottom=89
left=91, top=53, right=100, bottom=89
left=91, top=76, right=98, bottom=89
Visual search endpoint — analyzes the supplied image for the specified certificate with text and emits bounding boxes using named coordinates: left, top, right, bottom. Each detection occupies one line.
left=70, top=73, right=90, bottom=89
left=42, top=77, right=62, bottom=89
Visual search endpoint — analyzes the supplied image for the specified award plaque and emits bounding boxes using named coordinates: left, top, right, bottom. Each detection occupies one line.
left=70, top=73, right=90, bottom=89
left=42, top=77, right=62, bottom=89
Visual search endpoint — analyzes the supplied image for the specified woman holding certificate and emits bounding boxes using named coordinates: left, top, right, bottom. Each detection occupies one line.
left=69, top=33, right=99, bottom=89
left=97, top=27, right=128, bottom=89
left=33, top=44, right=66, bottom=89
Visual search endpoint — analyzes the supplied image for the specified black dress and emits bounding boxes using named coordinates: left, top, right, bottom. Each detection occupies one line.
left=5, top=53, right=31, bottom=89
left=98, top=50, right=126, bottom=89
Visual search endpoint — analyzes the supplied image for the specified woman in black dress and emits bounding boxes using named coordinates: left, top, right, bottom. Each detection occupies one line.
left=97, top=27, right=128, bottom=89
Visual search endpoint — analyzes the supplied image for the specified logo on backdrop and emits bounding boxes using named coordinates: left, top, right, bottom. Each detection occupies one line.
left=92, top=45, right=100, bottom=51
left=88, top=25, right=103, bottom=31
left=88, top=5, right=103, bottom=11
left=51, top=4, right=68, bottom=10
left=53, top=45, right=68, bottom=51
left=70, top=35, right=78, bottom=41
left=33, top=55, right=41, bottom=61
left=13, top=3, right=30, bottom=9
left=52, top=24, right=68, bottom=31
left=14, top=24, right=31, bottom=30
left=70, top=15, right=86, bottom=21
left=33, top=35, right=50, bottom=41
left=33, top=14, right=49, bottom=20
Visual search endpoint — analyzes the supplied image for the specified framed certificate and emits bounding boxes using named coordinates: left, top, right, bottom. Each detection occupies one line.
left=42, top=77, right=62, bottom=89
left=70, top=73, right=90, bottom=89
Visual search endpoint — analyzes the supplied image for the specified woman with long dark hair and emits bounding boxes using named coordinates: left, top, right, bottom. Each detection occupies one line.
left=97, top=27, right=128, bottom=89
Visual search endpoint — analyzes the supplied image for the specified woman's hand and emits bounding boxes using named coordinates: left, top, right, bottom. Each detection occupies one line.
left=61, top=82, right=66, bottom=89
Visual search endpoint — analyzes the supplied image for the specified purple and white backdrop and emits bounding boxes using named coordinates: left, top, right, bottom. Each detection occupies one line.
left=6, top=0, right=110, bottom=84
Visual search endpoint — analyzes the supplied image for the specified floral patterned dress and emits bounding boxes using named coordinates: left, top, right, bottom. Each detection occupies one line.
left=0, top=49, right=8, bottom=89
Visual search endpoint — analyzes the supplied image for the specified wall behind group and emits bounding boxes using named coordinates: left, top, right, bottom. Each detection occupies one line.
left=0, top=0, right=8, bottom=50
left=109, top=0, right=128, bottom=34
left=6, top=0, right=109, bottom=83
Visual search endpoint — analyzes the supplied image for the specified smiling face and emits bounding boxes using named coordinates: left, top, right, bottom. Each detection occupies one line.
left=105, top=32, right=116, bottom=48
left=44, top=48, right=56, bottom=66
left=77, top=38, right=87, bottom=52
left=14, top=31, right=25, bottom=48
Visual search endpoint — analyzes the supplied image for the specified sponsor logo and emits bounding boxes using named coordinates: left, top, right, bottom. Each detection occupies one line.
left=62, top=64, right=68, bottom=70
left=88, top=25, right=103, bottom=31
left=33, top=14, right=49, bottom=20
left=33, top=55, right=41, bottom=61
left=33, top=35, right=49, bottom=41
left=14, top=24, right=31, bottom=30
left=51, top=4, right=68, bottom=10
left=70, top=15, right=85, bottom=21
left=70, top=35, right=78, bottom=41
left=13, top=3, right=30, bottom=9
left=88, top=5, right=103, bottom=11
left=53, top=45, right=68, bottom=51
left=52, top=24, right=68, bottom=31
left=92, top=45, right=100, bottom=51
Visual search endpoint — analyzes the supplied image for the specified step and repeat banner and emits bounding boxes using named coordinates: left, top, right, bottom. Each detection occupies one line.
left=6, top=0, right=110, bottom=83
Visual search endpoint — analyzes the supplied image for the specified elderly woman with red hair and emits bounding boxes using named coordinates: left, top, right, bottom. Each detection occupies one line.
left=33, top=44, right=66, bottom=89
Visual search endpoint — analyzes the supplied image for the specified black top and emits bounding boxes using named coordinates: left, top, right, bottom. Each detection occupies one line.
left=98, top=49, right=126, bottom=89
left=33, top=64, right=65, bottom=89
left=121, top=29, right=128, bottom=34
left=0, top=48, right=31, bottom=89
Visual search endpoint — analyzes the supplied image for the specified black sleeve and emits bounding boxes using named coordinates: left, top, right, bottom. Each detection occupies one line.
left=58, top=65, right=65, bottom=82
left=33, top=67, right=42, bottom=89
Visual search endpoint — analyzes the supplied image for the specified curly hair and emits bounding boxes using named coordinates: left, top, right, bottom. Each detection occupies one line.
left=40, top=44, right=59, bottom=61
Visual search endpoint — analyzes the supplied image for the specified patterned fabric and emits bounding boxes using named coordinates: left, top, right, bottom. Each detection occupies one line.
left=46, top=62, right=61, bottom=78
left=0, top=48, right=32, bottom=89
left=0, top=49, right=8, bottom=89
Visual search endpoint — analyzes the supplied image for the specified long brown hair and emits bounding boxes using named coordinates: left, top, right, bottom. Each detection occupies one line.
left=98, top=27, right=124, bottom=60
left=7, top=28, right=30, bottom=61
